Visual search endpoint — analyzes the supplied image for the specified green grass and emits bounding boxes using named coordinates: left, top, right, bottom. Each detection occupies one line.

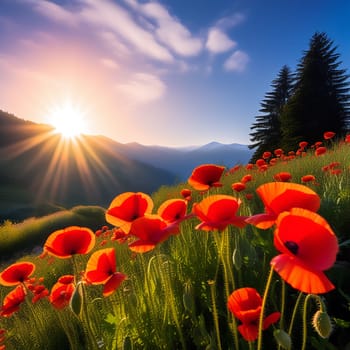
left=0, top=141, right=350, bottom=349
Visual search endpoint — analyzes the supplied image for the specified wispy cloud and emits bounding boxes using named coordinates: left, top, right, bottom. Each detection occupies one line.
left=79, top=0, right=174, bottom=63
left=116, top=72, right=166, bottom=103
left=224, top=50, right=250, bottom=72
left=100, top=58, right=119, bottom=70
left=125, top=0, right=203, bottom=56
left=206, top=28, right=236, bottom=54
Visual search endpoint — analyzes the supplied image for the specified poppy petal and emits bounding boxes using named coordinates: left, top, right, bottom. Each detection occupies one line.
left=44, top=226, right=95, bottom=258
left=85, top=248, right=116, bottom=284
left=271, top=254, right=335, bottom=294
left=274, top=209, right=338, bottom=270
left=0, top=262, right=35, bottom=286
left=157, top=199, right=187, bottom=223
left=105, top=192, right=153, bottom=233
left=263, top=312, right=281, bottom=330
left=102, top=273, right=127, bottom=297
left=128, top=240, right=156, bottom=253
left=188, top=164, right=225, bottom=191
left=237, top=323, right=259, bottom=342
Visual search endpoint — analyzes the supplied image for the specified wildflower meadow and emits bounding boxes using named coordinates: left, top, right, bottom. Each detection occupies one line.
left=0, top=132, right=349, bottom=349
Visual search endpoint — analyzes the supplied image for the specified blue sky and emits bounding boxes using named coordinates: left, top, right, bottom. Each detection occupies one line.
left=1, top=0, right=349, bottom=146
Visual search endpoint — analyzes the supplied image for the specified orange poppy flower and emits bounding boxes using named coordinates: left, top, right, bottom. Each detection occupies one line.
left=273, top=172, right=292, bottom=182
left=315, top=146, right=327, bottom=156
left=0, top=262, right=35, bottom=286
left=44, top=226, right=95, bottom=258
left=227, top=287, right=280, bottom=341
left=49, top=278, right=75, bottom=309
left=271, top=208, right=338, bottom=294
left=85, top=248, right=126, bottom=297
left=193, top=195, right=247, bottom=231
left=231, top=182, right=246, bottom=192
left=105, top=192, right=153, bottom=233
left=157, top=199, right=188, bottom=223
left=323, top=131, right=335, bottom=140
left=128, top=215, right=179, bottom=253
left=301, top=174, right=316, bottom=183
left=1, top=285, right=26, bottom=317
left=246, top=182, right=320, bottom=229
left=188, top=164, right=225, bottom=191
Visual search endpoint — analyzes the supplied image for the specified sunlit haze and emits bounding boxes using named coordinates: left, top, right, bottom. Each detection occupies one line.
left=1, top=0, right=349, bottom=146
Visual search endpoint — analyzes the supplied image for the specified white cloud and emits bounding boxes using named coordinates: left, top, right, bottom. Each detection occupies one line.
left=116, top=73, right=166, bottom=103
left=216, top=13, right=245, bottom=30
left=224, top=50, right=249, bottom=72
left=79, top=0, right=174, bottom=63
left=206, top=28, right=236, bottom=53
left=125, top=0, right=203, bottom=56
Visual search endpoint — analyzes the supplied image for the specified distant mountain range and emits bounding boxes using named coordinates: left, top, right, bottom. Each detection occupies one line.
left=107, top=139, right=253, bottom=181
left=0, top=110, right=252, bottom=221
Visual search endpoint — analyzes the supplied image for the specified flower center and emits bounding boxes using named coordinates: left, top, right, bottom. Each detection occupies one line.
left=284, top=241, right=299, bottom=255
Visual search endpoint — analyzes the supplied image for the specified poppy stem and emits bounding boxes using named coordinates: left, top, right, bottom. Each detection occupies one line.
left=301, top=294, right=313, bottom=350
left=257, top=265, right=274, bottom=350
left=208, top=279, right=222, bottom=350
left=287, top=292, right=303, bottom=336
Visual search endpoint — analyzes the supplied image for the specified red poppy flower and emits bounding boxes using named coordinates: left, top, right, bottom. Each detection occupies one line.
left=315, top=147, right=327, bottom=156
left=231, top=182, right=246, bottom=192
left=193, top=195, right=247, bottom=231
left=345, top=134, right=350, bottom=143
left=331, top=169, right=342, bottom=175
left=0, top=262, right=35, bottom=286
left=273, top=172, right=292, bottom=182
left=111, top=228, right=128, bottom=244
left=31, top=285, right=49, bottom=303
left=128, top=215, right=179, bottom=253
left=241, top=174, right=253, bottom=183
left=262, top=151, right=272, bottom=159
left=246, top=163, right=254, bottom=170
left=188, top=164, right=225, bottom=191
left=324, top=131, right=335, bottom=140
left=105, top=192, right=153, bottom=233
left=49, top=280, right=75, bottom=309
left=157, top=199, right=188, bottom=223
left=299, top=141, right=308, bottom=149
left=255, top=159, right=266, bottom=167
left=301, top=174, right=316, bottom=183
left=1, top=285, right=26, bottom=317
left=227, top=287, right=280, bottom=341
left=44, top=226, right=95, bottom=258
left=246, top=182, right=320, bottom=229
left=85, top=248, right=126, bottom=297
left=274, top=148, right=284, bottom=157
left=271, top=208, right=338, bottom=294
left=180, top=188, right=192, bottom=201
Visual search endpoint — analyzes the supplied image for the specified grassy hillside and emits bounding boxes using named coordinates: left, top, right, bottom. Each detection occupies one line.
left=0, top=135, right=349, bottom=349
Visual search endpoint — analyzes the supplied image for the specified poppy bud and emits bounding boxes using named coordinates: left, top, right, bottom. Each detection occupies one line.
left=69, top=282, right=83, bottom=317
left=312, top=310, right=333, bottom=338
left=274, top=329, right=292, bottom=349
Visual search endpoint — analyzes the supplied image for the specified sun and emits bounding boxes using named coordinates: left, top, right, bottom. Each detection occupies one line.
left=48, top=101, right=89, bottom=138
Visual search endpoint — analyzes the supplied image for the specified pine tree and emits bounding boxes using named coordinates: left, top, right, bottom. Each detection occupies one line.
left=280, top=32, right=350, bottom=151
left=249, top=65, right=293, bottom=161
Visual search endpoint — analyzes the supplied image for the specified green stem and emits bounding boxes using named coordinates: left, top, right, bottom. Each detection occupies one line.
left=287, top=292, right=304, bottom=336
left=277, top=281, right=286, bottom=350
left=208, top=280, right=222, bottom=350
left=257, top=265, right=274, bottom=350
left=301, top=294, right=312, bottom=350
